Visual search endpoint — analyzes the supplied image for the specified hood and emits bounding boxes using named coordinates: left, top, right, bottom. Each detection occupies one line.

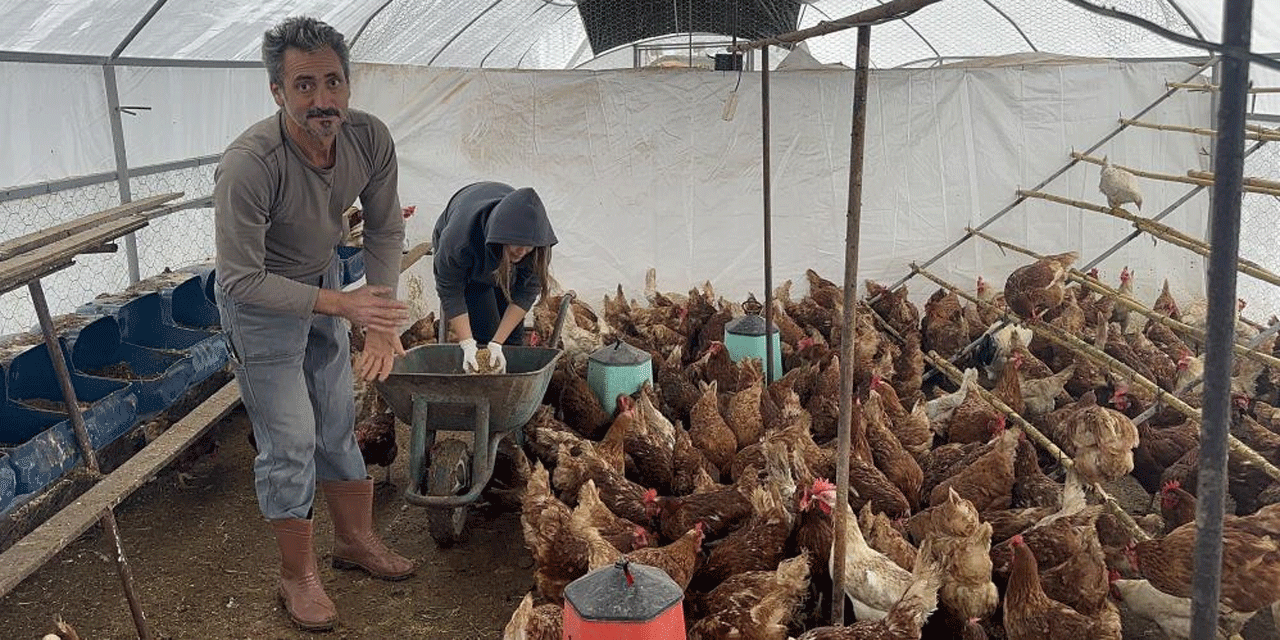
left=484, top=187, right=558, bottom=249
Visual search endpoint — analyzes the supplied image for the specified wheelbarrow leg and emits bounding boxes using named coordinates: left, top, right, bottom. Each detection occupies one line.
left=408, top=396, right=437, bottom=496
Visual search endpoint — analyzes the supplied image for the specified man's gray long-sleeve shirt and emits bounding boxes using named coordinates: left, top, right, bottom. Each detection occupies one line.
left=214, top=109, right=403, bottom=315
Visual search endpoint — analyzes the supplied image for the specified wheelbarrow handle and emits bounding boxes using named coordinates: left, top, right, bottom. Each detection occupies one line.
left=548, top=291, right=574, bottom=349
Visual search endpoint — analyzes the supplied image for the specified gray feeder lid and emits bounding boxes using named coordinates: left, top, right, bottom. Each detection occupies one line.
left=563, top=559, right=683, bottom=622
left=725, top=312, right=778, bottom=337
left=589, top=339, right=651, bottom=366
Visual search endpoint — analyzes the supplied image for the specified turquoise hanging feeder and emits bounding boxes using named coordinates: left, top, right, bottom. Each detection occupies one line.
left=587, top=339, right=653, bottom=415
left=723, top=297, right=782, bottom=381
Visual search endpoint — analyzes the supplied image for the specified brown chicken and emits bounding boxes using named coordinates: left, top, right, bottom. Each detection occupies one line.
left=398, top=311, right=437, bottom=349
left=871, top=378, right=932, bottom=460
left=653, top=346, right=701, bottom=425
left=858, top=501, right=917, bottom=571
left=725, top=360, right=765, bottom=449
left=1012, top=436, right=1061, bottom=510
left=867, top=279, right=921, bottom=341
left=1159, top=480, right=1196, bottom=534
left=645, top=482, right=752, bottom=544
left=503, top=592, right=562, bottom=640
left=688, top=554, right=811, bottom=640
left=574, top=479, right=650, bottom=553
left=695, top=485, right=794, bottom=591
left=891, top=331, right=926, bottom=411
left=1003, top=252, right=1078, bottom=320
left=626, top=384, right=677, bottom=495
left=863, top=391, right=924, bottom=508
left=1130, top=419, right=1199, bottom=494
left=595, top=395, right=634, bottom=474
left=1130, top=506, right=1280, bottom=636
left=689, top=380, right=738, bottom=476
left=921, top=288, right=970, bottom=360
left=1003, top=535, right=1121, bottom=640
left=928, top=426, right=1018, bottom=512
left=355, top=391, right=397, bottom=485
left=672, top=424, right=720, bottom=496
left=545, top=363, right=611, bottom=439
left=1151, top=278, right=1182, bottom=321
left=551, top=442, right=649, bottom=525
left=911, top=488, right=999, bottom=622
left=943, top=381, right=1003, bottom=446
left=521, top=462, right=587, bottom=603
left=1036, top=523, right=1111, bottom=615
left=1051, top=391, right=1140, bottom=486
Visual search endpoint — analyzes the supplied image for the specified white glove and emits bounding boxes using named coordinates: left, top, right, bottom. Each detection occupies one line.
left=488, top=342, right=507, bottom=374
left=460, top=338, right=479, bottom=373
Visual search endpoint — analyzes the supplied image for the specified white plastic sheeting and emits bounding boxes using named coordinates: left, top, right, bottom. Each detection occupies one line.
left=2, top=1, right=1279, bottom=71
left=348, top=60, right=1211, bottom=314
left=0, top=62, right=115, bottom=185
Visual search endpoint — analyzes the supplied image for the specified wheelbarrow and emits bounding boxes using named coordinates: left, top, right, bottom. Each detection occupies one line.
left=372, top=294, right=572, bottom=546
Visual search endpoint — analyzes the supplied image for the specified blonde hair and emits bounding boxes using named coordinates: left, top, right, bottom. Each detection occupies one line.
left=495, top=246, right=552, bottom=307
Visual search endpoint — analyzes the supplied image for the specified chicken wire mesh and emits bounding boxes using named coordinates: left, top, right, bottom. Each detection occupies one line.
left=0, top=164, right=215, bottom=337
left=1238, top=141, right=1280, bottom=324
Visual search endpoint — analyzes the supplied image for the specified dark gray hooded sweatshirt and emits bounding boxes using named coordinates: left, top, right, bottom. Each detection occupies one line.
left=432, top=182, right=558, bottom=320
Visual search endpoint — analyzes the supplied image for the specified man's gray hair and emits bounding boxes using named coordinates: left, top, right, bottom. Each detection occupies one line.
left=262, top=16, right=350, bottom=88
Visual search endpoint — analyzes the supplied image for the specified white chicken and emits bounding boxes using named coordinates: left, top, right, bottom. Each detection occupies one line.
left=1111, top=576, right=1255, bottom=640
left=1099, top=156, right=1143, bottom=210
left=813, top=481, right=915, bottom=620
left=925, top=367, right=976, bottom=429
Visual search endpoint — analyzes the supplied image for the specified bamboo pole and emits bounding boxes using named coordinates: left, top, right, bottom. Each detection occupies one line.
left=1017, top=189, right=1280, bottom=288
left=1120, top=117, right=1280, bottom=142
left=924, top=349, right=1150, bottom=543
left=1187, top=169, right=1280, bottom=191
left=910, top=263, right=1280, bottom=484
left=729, top=0, right=944, bottom=52
left=1167, top=81, right=1280, bottom=94
left=1070, top=152, right=1280, bottom=197
left=965, top=227, right=1280, bottom=371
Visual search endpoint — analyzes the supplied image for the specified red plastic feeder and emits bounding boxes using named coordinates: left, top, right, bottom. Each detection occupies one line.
left=562, top=558, right=686, bottom=639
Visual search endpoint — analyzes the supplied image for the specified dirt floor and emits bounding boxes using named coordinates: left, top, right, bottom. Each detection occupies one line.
left=1, top=406, right=1277, bottom=640
left=0, top=408, right=533, bottom=640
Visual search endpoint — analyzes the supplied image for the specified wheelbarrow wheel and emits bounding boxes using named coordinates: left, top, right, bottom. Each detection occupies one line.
left=425, top=439, right=471, bottom=547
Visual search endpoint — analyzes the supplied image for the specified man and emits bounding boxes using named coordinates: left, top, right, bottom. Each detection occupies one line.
left=213, top=16, right=414, bottom=631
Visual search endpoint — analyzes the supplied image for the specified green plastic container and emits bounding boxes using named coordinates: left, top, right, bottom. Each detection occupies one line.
left=586, top=340, right=653, bottom=415
left=724, top=310, right=782, bottom=382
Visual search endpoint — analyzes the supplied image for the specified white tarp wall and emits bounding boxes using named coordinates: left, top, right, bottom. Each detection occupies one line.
left=356, top=59, right=1212, bottom=318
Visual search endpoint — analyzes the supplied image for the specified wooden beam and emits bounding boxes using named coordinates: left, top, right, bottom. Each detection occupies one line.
left=965, top=226, right=1280, bottom=371
left=0, top=193, right=178, bottom=261
left=1186, top=169, right=1280, bottom=192
left=0, top=217, right=149, bottom=296
left=729, top=0, right=945, bottom=52
left=1070, top=152, right=1280, bottom=197
left=1167, top=81, right=1280, bottom=94
left=1120, top=118, right=1280, bottom=142
left=400, top=241, right=432, bottom=272
left=1017, top=189, right=1280, bottom=289
left=0, top=382, right=241, bottom=597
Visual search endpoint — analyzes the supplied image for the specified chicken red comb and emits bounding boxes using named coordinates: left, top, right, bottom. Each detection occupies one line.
left=617, top=394, right=634, bottom=411
left=1010, top=534, right=1025, bottom=546
left=812, top=478, right=837, bottom=494
left=643, top=488, right=658, bottom=503
left=1161, top=480, right=1180, bottom=493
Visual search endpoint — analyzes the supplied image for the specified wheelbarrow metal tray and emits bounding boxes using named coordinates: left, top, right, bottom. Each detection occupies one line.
left=375, top=345, right=560, bottom=433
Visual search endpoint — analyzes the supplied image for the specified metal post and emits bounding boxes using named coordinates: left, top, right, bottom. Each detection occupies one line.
left=832, top=25, right=872, bottom=625
left=1191, top=2, right=1251, bottom=639
left=28, top=280, right=153, bottom=640
left=761, top=47, right=775, bottom=384
left=103, top=64, right=141, bottom=283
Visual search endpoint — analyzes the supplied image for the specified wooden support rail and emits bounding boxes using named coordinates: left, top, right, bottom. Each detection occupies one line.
left=965, top=226, right=1280, bottom=371
left=1017, top=189, right=1280, bottom=288
left=910, top=263, right=1280, bottom=485
left=1120, top=118, right=1280, bottom=142
left=1186, top=169, right=1280, bottom=191
left=1070, top=152, right=1280, bottom=197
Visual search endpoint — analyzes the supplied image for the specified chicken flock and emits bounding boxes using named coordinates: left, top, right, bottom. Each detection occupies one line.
left=382, top=258, right=1280, bottom=640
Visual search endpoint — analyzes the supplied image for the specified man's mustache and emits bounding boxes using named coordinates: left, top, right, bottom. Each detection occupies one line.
left=306, top=108, right=341, bottom=119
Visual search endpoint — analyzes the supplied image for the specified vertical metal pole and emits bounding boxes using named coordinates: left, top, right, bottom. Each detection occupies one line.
left=1191, top=2, right=1251, bottom=639
left=103, top=64, right=141, bottom=284
left=832, top=25, right=872, bottom=626
left=28, top=280, right=154, bottom=640
left=761, top=47, right=775, bottom=384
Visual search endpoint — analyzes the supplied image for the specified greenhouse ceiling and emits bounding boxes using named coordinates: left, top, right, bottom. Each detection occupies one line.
left=0, top=0, right=1278, bottom=70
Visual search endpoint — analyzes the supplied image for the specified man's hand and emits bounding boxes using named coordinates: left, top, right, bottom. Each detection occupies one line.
left=319, top=285, right=408, bottom=333
left=459, top=338, right=479, bottom=373
left=487, top=343, right=507, bottom=373
left=354, top=328, right=405, bottom=382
